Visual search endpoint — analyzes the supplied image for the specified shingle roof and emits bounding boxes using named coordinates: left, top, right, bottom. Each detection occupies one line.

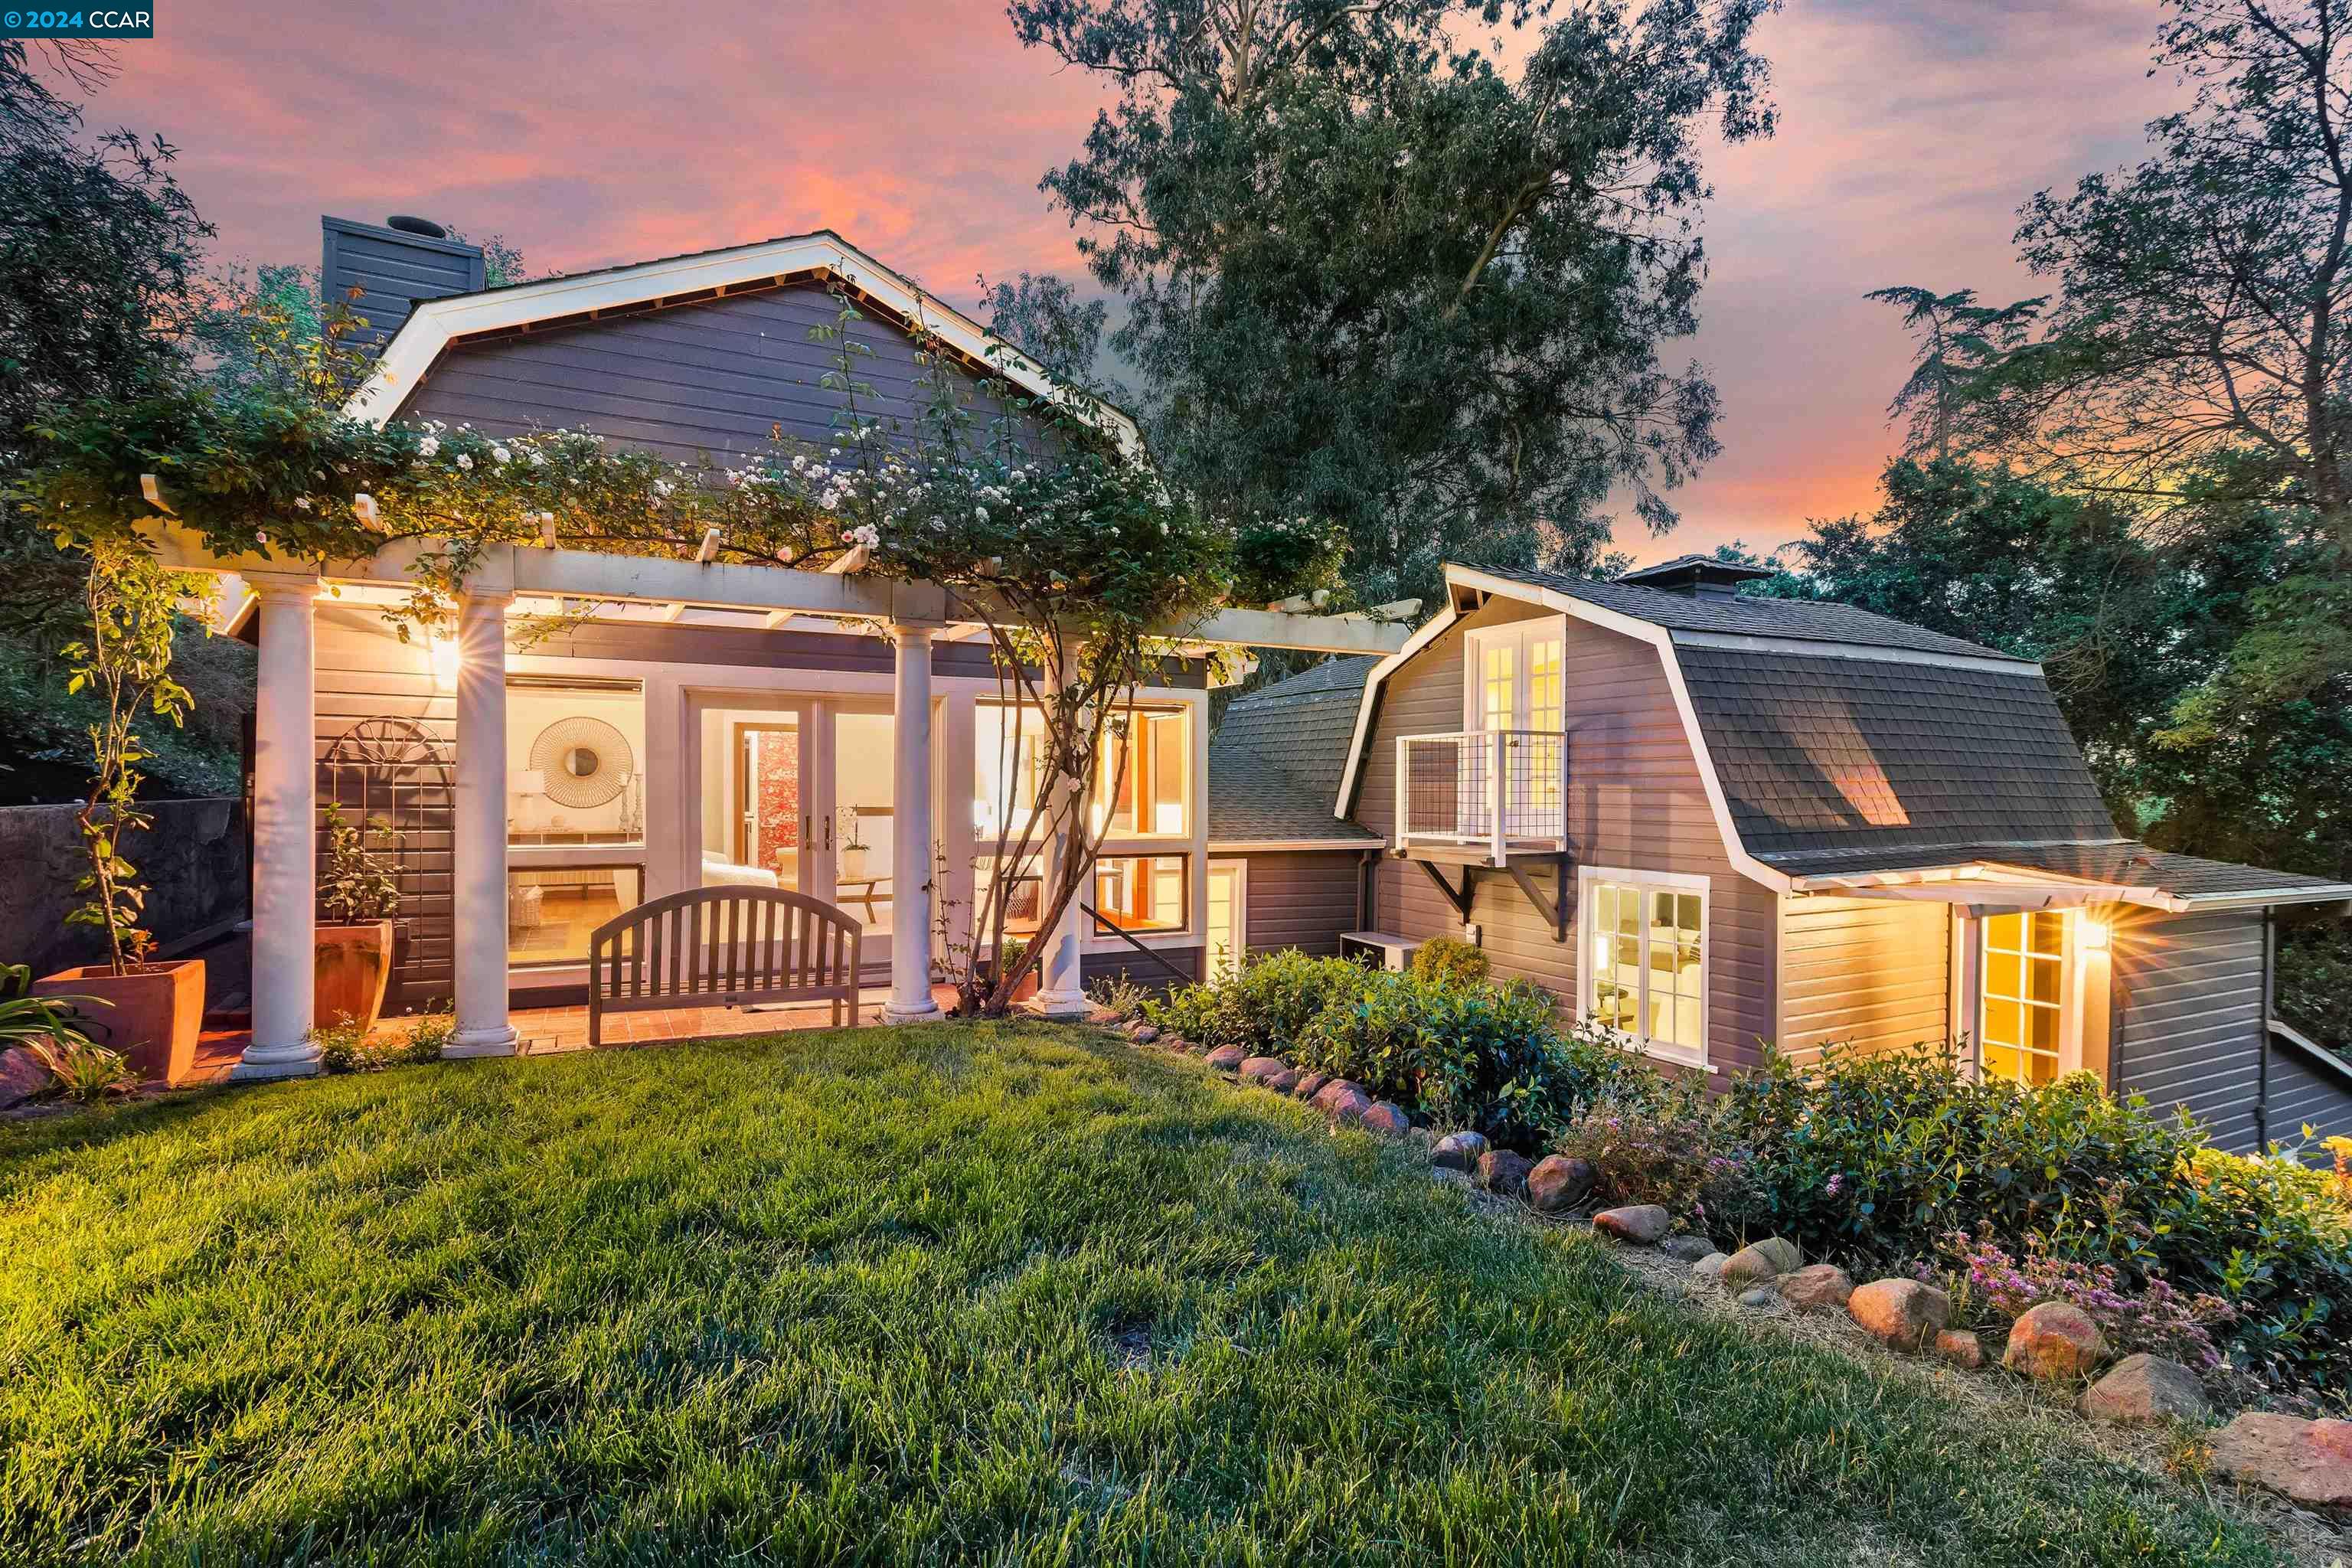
left=1677, top=645, right=2118, bottom=864
left=1475, top=563, right=2029, bottom=662
left=1209, top=658, right=1382, bottom=845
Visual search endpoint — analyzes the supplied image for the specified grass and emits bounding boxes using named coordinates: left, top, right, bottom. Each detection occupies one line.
left=0, top=1022, right=2292, bottom=1566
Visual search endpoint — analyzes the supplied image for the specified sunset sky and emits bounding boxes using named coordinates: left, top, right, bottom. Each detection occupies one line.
left=96, top=1, right=2179, bottom=563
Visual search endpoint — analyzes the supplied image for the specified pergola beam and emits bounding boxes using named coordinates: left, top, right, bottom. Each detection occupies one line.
left=146, top=527, right=1412, bottom=655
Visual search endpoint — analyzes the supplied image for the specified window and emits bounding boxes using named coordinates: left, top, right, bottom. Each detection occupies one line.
left=974, top=704, right=1052, bottom=843
left=1981, top=911, right=2066, bottom=1085
left=1584, top=874, right=1707, bottom=1063
left=508, top=865, right=642, bottom=968
left=508, top=678, right=645, bottom=847
left=1095, top=707, right=1191, bottom=838
left=1093, top=855, right=1189, bottom=935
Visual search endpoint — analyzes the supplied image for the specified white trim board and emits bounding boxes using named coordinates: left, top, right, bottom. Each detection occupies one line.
left=342, top=230, right=1143, bottom=456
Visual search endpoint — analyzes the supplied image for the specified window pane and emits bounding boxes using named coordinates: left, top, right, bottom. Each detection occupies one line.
left=1984, top=913, right=2024, bottom=954
left=1674, top=995, right=1702, bottom=1050
left=2027, top=1004, right=2060, bottom=1052
left=1988, top=952, right=2021, bottom=1000
left=975, top=704, right=1051, bottom=843
left=1093, top=856, right=1189, bottom=935
left=1677, top=893, right=1700, bottom=936
left=512, top=678, right=645, bottom=847
left=1527, top=637, right=1563, bottom=730
left=509, top=865, right=641, bottom=967
left=1983, top=1042, right=2024, bottom=1083
left=2024, top=1049, right=2060, bottom=1086
left=2027, top=955, right=2061, bottom=1004
left=2029, top=911, right=2066, bottom=956
left=976, top=858, right=1043, bottom=937
left=1984, top=998, right=2022, bottom=1049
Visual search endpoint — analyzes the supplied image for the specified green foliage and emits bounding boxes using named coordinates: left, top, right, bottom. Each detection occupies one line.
left=1292, top=971, right=1627, bottom=1148
left=314, top=1013, right=446, bottom=1073
left=0, top=988, right=100, bottom=1055
left=1409, top=935, right=1491, bottom=988
left=2277, top=922, right=2352, bottom=1050
left=318, top=804, right=400, bottom=923
left=22, top=1031, right=139, bottom=1102
left=1085, top=972, right=1151, bottom=1022
left=1144, top=948, right=1371, bottom=1055
left=1576, top=1040, right=2352, bottom=1390
left=1864, top=286, right=2042, bottom=461
left=1011, top=0, right=1779, bottom=606
left=62, top=547, right=209, bottom=972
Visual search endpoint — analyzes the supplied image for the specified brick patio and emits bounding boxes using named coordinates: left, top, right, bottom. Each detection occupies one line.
left=185, top=983, right=963, bottom=1083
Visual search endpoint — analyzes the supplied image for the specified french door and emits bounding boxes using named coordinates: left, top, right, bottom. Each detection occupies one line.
left=704, top=697, right=901, bottom=970
left=1464, top=621, right=1566, bottom=838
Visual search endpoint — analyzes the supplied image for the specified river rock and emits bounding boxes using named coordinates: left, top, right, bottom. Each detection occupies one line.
left=1720, top=1236, right=1801, bottom=1289
left=1847, top=1279, right=1950, bottom=1352
left=1526, top=1155, right=1595, bottom=1214
left=1204, top=1045, right=1246, bottom=1073
left=1431, top=1131, right=1489, bottom=1172
left=2210, top=1413, right=2352, bottom=1509
left=1591, top=1204, right=1671, bottom=1244
left=1779, top=1264, right=1856, bottom=1312
left=1477, top=1148, right=1534, bottom=1198
left=1239, top=1055, right=1289, bottom=1086
left=2080, top=1354, right=2209, bottom=1425
left=2003, top=1302, right=2109, bottom=1382
left=1659, top=1234, right=1717, bottom=1264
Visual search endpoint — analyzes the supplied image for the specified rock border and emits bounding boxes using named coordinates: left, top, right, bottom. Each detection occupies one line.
left=1119, top=1013, right=2351, bottom=1537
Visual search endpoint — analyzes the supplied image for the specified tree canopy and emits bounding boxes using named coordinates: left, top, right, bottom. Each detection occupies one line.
left=1011, top=0, right=1777, bottom=606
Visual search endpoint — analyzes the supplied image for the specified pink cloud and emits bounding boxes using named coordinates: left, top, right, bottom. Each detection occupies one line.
left=96, top=0, right=2184, bottom=564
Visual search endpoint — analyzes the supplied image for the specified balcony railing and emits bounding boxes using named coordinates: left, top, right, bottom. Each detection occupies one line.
left=1395, top=729, right=1565, bottom=862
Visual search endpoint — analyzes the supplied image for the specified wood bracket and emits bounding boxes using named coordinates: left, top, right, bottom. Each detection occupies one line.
left=1507, top=852, right=1573, bottom=943
left=1416, top=858, right=1476, bottom=922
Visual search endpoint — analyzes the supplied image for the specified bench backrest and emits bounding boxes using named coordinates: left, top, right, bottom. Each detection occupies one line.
left=588, top=887, right=863, bottom=1033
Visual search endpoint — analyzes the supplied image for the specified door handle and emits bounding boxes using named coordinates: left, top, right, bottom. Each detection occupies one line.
left=823, top=813, right=833, bottom=851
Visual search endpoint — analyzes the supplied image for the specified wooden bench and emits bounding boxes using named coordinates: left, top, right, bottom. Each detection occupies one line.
left=587, top=886, right=863, bottom=1048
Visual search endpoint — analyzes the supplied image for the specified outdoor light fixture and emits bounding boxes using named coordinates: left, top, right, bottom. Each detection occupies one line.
left=2079, top=916, right=2112, bottom=952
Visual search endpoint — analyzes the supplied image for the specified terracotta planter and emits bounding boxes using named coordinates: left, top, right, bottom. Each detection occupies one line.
left=315, top=920, right=394, bottom=1034
left=32, top=959, right=205, bottom=1088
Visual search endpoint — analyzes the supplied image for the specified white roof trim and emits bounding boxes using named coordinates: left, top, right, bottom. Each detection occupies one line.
left=2176, top=884, right=2352, bottom=910
left=341, top=230, right=1142, bottom=455
left=1336, top=563, right=1794, bottom=893
left=1668, top=628, right=2039, bottom=678
left=1207, top=838, right=1381, bottom=853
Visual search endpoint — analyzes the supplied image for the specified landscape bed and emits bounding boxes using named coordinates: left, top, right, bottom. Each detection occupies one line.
left=0, top=1020, right=2312, bottom=1566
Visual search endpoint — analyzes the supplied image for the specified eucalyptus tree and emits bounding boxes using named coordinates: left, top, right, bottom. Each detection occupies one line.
left=1864, top=286, right=2042, bottom=460
left=1009, top=0, right=1778, bottom=606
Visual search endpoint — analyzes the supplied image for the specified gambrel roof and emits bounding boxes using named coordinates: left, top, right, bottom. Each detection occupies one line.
left=1336, top=564, right=2352, bottom=911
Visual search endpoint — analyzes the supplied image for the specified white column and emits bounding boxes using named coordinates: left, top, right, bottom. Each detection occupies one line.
left=884, top=623, right=942, bottom=1023
left=446, top=590, right=518, bottom=1057
left=234, top=577, right=323, bottom=1080
left=1031, top=635, right=1090, bottom=1018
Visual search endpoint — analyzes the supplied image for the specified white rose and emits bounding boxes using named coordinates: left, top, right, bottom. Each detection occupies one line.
left=492, top=446, right=511, bottom=465
left=456, top=452, right=473, bottom=471
left=416, top=436, right=439, bottom=458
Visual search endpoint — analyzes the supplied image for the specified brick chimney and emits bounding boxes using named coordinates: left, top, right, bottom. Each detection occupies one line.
left=321, top=215, right=488, bottom=355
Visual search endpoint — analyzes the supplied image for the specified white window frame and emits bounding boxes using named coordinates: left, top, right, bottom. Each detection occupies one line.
left=1462, top=618, right=1568, bottom=733
left=1574, top=864, right=1712, bottom=1070
left=1206, top=858, right=1247, bottom=982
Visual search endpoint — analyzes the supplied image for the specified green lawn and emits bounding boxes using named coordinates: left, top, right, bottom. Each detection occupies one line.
left=0, top=1023, right=2290, bottom=1566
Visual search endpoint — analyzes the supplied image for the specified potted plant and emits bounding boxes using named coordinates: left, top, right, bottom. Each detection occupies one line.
left=316, top=802, right=401, bottom=1034
left=32, top=549, right=209, bottom=1087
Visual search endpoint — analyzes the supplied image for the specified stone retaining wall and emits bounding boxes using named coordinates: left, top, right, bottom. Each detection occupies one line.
left=0, top=799, right=247, bottom=977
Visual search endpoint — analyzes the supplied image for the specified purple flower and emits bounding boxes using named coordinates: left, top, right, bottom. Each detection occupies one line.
left=1824, top=1173, right=1845, bottom=1198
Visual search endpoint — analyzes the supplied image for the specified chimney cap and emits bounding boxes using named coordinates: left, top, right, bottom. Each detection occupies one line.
left=385, top=214, right=449, bottom=239
left=1615, top=554, right=1776, bottom=599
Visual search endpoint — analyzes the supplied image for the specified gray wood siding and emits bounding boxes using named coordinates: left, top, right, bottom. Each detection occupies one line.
left=399, top=282, right=1012, bottom=466
left=2112, top=908, right=2267, bottom=1153
left=315, top=606, right=455, bottom=1012
left=1237, top=851, right=1364, bottom=958
left=1356, top=600, right=1777, bottom=1070
left=324, top=217, right=486, bottom=353
left=1083, top=948, right=1203, bottom=991
left=1777, top=895, right=1950, bottom=1066
left=2264, top=1031, right=2352, bottom=1147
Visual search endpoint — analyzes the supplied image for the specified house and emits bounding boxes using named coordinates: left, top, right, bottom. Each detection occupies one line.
left=1253, top=556, right=2350, bottom=1151
left=1204, top=657, right=1384, bottom=976
left=166, top=217, right=1406, bottom=1077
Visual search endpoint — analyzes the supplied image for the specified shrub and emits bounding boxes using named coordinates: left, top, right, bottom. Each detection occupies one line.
left=1144, top=949, right=1370, bottom=1056
left=23, top=1033, right=139, bottom=1102
left=1550, top=1075, right=1759, bottom=1233
left=1086, top=973, right=1151, bottom=1022
left=317, top=1012, right=450, bottom=1073
left=1929, top=1228, right=2236, bottom=1376
left=1293, top=975, right=1635, bottom=1148
left=1715, top=1043, right=2192, bottom=1265
left=1410, top=936, right=1490, bottom=988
